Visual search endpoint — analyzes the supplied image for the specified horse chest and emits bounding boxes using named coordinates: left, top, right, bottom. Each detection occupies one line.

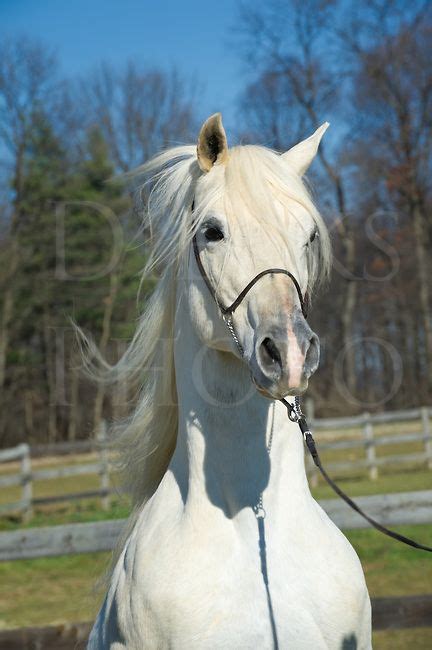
left=112, top=510, right=370, bottom=650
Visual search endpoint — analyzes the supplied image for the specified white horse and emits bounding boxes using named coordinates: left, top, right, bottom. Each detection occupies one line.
left=88, top=114, right=371, bottom=649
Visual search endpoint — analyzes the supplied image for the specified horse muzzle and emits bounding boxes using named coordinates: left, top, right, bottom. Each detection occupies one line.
left=251, top=313, right=320, bottom=399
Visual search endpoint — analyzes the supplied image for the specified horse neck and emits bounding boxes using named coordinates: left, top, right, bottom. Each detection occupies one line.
left=170, top=297, right=311, bottom=522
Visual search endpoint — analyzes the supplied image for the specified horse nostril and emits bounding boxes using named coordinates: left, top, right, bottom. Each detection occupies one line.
left=305, top=334, right=320, bottom=375
left=259, top=337, right=283, bottom=374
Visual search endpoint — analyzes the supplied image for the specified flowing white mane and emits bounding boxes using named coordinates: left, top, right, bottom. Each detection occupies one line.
left=87, top=143, right=331, bottom=509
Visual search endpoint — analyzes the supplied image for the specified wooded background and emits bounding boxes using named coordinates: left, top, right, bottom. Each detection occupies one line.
left=0, top=0, right=431, bottom=446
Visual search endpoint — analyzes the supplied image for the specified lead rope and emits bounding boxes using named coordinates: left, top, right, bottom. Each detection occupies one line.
left=281, top=396, right=432, bottom=553
left=219, top=315, right=432, bottom=552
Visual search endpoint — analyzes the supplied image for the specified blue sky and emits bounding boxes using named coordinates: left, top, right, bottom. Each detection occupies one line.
left=1, top=0, right=245, bottom=133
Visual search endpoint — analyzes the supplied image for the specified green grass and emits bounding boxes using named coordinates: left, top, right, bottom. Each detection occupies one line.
left=0, top=552, right=108, bottom=629
left=346, top=525, right=432, bottom=597
left=0, top=498, right=130, bottom=532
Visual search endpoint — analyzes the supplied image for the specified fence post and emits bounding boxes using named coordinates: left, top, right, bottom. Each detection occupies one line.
left=21, top=443, right=33, bottom=522
left=421, top=407, right=432, bottom=470
left=97, top=421, right=110, bottom=511
left=363, top=413, right=378, bottom=480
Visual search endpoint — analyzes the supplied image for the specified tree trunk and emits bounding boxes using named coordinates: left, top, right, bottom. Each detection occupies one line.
left=402, top=311, right=417, bottom=400
left=0, top=145, right=25, bottom=393
left=24, top=391, right=34, bottom=441
left=112, top=339, right=128, bottom=421
left=0, top=146, right=25, bottom=440
left=412, top=201, right=432, bottom=389
left=43, top=310, right=57, bottom=443
left=0, top=238, right=19, bottom=391
left=93, top=271, right=119, bottom=433
left=68, top=368, right=79, bottom=442
left=341, top=277, right=358, bottom=397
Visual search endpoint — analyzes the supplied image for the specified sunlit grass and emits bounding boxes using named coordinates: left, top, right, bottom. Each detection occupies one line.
left=346, top=525, right=432, bottom=597
left=0, top=552, right=108, bottom=629
left=0, top=497, right=130, bottom=532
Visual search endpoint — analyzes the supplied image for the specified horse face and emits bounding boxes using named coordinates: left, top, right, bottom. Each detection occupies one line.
left=190, top=114, right=329, bottom=400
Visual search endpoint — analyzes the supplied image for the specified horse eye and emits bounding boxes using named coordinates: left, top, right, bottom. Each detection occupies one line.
left=204, top=225, right=224, bottom=242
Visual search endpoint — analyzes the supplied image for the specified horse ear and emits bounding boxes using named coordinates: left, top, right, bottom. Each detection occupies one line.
left=282, top=123, right=329, bottom=175
left=197, top=113, right=228, bottom=172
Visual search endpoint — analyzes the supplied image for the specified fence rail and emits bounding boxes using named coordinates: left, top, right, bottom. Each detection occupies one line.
left=305, top=403, right=432, bottom=485
left=0, top=490, right=430, bottom=562
left=308, top=404, right=432, bottom=428
left=0, top=423, right=112, bottom=519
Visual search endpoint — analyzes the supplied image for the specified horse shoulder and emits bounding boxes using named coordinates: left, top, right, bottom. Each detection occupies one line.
left=308, top=498, right=372, bottom=644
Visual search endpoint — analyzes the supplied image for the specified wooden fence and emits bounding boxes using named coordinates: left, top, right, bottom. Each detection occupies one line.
left=1, top=406, right=432, bottom=519
left=0, top=423, right=113, bottom=520
left=305, top=403, right=432, bottom=486
left=0, top=490, right=430, bottom=561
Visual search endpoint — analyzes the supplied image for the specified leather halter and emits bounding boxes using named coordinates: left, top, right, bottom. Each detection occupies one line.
left=192, top=234, right=308, bottom=318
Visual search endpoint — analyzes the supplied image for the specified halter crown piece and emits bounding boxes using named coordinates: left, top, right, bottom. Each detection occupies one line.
left=192, top=200, right=432, bottom=553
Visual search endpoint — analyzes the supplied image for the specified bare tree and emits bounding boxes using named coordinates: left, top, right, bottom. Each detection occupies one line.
left=81, top=62, right=197, bottom=172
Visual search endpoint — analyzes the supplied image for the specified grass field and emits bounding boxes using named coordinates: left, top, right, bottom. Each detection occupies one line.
left=0, top=441, right=431, bottom=647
